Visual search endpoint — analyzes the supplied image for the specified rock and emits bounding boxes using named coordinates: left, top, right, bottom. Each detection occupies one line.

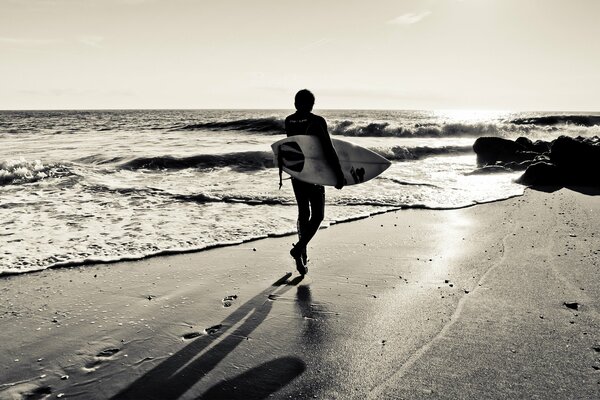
left=516, top=162, right=562, bottom=186
left=472, top=135, right=600, bottom=187
left=473, top=137, right=527, bottom=166
left=516, top=137, right=551, bottom=153
left=515, top=136, right=534, bottom=149
left=517, top=135, right=600, bottom=187
left=549, top=136, right=600, bottom=185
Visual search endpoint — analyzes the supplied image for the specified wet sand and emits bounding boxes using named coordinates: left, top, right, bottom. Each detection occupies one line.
left=1, top=188, right=599, bottom=399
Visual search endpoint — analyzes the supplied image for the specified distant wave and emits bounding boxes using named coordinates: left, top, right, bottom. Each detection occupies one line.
left=120, top=151, right=275, bottom=171
left=136, top=114, right=600, bottom=136
left=171, top=116, right=513, bottom=138
left=173, top=117, right=284, bottom=133
left=0, top=158, right=71, bottom=186
left=510, top=115, right=600, bottom=127
left=83, top=183, right=293, bottom=206
left=116, top=144, right=472, bottom=172
left=173, top=193, right=291, bottom=206
left=373, top=145, right=473, bottom=161
left=330, top=121, right=505, bottom=138
left=378, top=177, right=443, bottom=189
left=117, top=144, right=472, bottom=173
left=75, top=154, right=128, bottom=165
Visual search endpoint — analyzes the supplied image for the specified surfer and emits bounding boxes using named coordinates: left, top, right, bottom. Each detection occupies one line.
left=285, top=89, right=345, bottom=275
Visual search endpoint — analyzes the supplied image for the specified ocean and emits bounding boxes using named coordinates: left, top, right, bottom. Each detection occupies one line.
left=1, top=109, right=599, bottom=275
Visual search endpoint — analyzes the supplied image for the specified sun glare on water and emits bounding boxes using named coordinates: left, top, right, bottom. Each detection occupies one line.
left=434, top=109, right=510, bottom=122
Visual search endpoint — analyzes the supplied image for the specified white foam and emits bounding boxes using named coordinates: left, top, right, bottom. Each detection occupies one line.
left=0, top=158, right=49, bottom=185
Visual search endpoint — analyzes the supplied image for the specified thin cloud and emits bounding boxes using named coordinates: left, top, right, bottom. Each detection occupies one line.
left=18, top=88, right=134, bottom=97
left=119, top=0, right=153, bottom=4
left=388, top=11, right=432, bottom=25
left=0, top=37, right=58, bottom=45
left=78, top=35, right=104, bottom=48
left=299, top=37, right=334, bottom=52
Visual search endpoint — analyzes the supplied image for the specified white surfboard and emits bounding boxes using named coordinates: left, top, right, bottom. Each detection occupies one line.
left=272, top=135, right=391, bottom=186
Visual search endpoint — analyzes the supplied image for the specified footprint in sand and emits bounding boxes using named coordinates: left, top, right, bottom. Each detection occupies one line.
left=204, top=324, right=222, bottom=335
left=96, top=348, right=120, bottom=358
left=83, top=348, right=121, bottom=372
left=182, top=331, right=202, bottom=340
left=222, top=295, right=238, bottom=308
left=182, top=324, right=223, bottom=340
left=0, top=383, right=52, bottom=400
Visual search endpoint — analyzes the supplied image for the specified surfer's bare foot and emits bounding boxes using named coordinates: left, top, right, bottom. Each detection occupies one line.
left=290, top=245, right=308, bottom=275
left=296, top=260, right=308, bottom=276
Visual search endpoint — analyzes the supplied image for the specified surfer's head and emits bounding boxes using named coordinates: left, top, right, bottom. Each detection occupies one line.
left=294, top=89, right=315, bottom=113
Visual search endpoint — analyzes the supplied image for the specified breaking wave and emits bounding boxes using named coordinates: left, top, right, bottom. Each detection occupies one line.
left=117, top=145, right=472, bottom=173
left=0, top=158, right=71, bottom=186
left=329, top=121, right=507, bottom=137
left=171, top=116, right=516, bottom=138
left=119, top=151, right=275, bottom=171
left=510, top=115, right=600, bottom=127
left=374, top=145, right=473, bottom=161
left=174, top=117, right=285, bottom=133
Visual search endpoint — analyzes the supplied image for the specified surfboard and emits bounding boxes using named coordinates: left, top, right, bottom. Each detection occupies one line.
left=272, top=135, right=391, bottom=186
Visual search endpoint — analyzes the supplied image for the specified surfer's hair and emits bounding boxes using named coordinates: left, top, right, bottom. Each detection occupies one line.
left=294, top=89, right=315, bottom=112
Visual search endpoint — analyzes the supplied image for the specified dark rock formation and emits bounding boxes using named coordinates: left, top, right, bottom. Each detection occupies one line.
left=473, top=137, right=526, bottom=166
left=472, top=135, right=600, bottom=188
left=550, top=136, right=600, bottom=173
left=515, top=162, right=562, bottom=186
left=515, top=137, right=551, bottom=154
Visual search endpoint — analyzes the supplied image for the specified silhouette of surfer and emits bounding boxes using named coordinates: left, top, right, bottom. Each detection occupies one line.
left=285, top=89, right=344, bottom=275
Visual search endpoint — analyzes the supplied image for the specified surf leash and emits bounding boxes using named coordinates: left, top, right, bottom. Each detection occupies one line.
left=277, top=145, right=283, bottom=190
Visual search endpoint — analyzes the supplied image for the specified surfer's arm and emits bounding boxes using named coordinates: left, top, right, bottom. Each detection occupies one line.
left=316, top=119, right=345, bottom=189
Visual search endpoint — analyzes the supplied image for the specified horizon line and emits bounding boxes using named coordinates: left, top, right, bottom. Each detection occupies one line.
left=1, top=107, right=599, bottom=113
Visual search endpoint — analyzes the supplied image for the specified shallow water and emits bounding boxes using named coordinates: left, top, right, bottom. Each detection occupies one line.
left=1, top=109, right=598, bottom=274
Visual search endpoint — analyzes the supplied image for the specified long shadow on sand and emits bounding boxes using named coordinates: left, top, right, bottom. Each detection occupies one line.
left=113, top=273, right=305, bottom=400
left=196, top=356, right=306, bottom=400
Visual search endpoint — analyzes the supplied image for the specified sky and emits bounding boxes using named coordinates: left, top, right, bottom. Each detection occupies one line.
left=1, top=0, right=599, bottom=110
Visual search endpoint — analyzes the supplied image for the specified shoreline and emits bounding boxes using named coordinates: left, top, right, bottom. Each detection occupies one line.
left=1, top=192, right=526, bottom=278
left=1, top=188, right=598, bottom=399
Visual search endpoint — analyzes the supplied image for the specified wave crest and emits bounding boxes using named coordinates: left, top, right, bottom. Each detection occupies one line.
left=330, top=121, right=504, bottom=137
left=510, top=115, right=600, bottom=127
left=120, top=151, right=275, bottom=171
left=0, top=158, right=69, bottom=186
left=173, top=117, right=284, bottom=133
left=373, top=145, right=472, bottom=161
left=171, top=117, right=512, bottom=138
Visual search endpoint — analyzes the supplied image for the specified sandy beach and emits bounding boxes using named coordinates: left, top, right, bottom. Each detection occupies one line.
left=1, top=188, right=599, bottom=399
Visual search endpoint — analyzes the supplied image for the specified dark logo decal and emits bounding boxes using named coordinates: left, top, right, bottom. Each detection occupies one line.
left=350, top=166, right=365, bottom=184
left=281, top=142, right=304, bottom=172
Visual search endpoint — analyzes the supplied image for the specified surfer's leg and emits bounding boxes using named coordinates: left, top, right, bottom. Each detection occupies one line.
left=292, top=179, right=311, bottom=243
left=295, top=184, right=325, bottom=250
left=290, top=179, right=310, bottom=274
